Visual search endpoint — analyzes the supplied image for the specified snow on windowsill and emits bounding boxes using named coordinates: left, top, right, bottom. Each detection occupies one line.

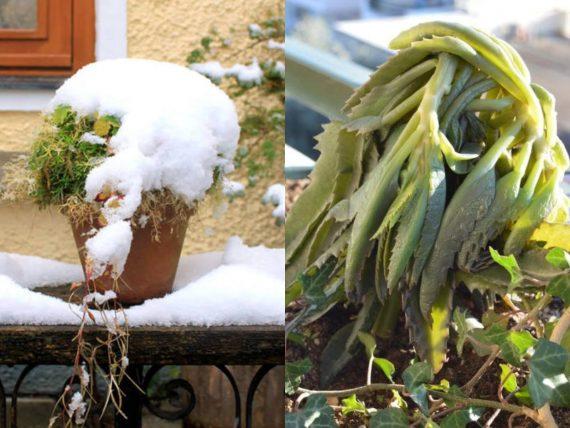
left=0, top=237, right=284, bottom=327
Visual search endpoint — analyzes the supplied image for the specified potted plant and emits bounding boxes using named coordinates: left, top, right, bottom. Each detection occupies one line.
left=3, top=58, right=240, bottom=304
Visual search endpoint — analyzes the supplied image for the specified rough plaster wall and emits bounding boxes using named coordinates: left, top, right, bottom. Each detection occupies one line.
left=0, top=0, right=284, bottom=261
left=0, top=112, right=42, bottom=152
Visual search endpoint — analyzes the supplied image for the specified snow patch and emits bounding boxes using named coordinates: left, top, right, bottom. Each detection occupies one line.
left=267, top=39, right=284, bottom=50
left=190, top=59, right=264, bottom=86
left=222, top=179, right=245, bottom=198
left=0, top=237, right=284, bottom=326
left=85, top=221, right=133, bottom=278
left=0, top=253, right=83, bottom=289
left=262, top=183, right=285, bottom=224
left=80, top=132, right=106, bottom=145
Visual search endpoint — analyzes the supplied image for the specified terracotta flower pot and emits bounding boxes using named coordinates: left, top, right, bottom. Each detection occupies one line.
left=71, top=207, right=190, bottom=305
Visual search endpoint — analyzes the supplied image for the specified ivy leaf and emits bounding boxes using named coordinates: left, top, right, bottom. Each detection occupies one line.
left=374, top=358, right=395, bottom=382
left=285, top=358, right=312, bottom=395
left=402, top=362, right=433, bottom=414
left=285, top=394, right=337, bottom=428
left=439, top=407, right=483, bottom=428
left=452, top=308, right=482, bottom=356
left=547, top=275, right=570, bottom=306
left=499, top=363, right=518, bottom=394
left=545, top=248, right=570, bottom=269
left=340, top=394, right=366, bottom=415
left=514, top=385, right=533, bottom=406
left=528, top=339, right=569, bottom=407
left=500, top=330, right=536, bottom=366
left=489, top=247, right=522, bottom=284
left=369, top=408, right=409, bottom=427
left=357, top=331, right=377, bottom=358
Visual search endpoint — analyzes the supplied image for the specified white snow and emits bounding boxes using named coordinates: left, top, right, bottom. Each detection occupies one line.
left=222, top=178, right=245, bottom=198
left=267, top=39, right=284, bottom=50
left=190, top=59, right=264, bottom=86
left=80, top=132, right=106, bottom=145
left=0, top=237, right=284, bottom=326
left=83, top=290, right=117, bottom=305
left=187, top=61, right=226, bottom=82
left=85, top=220, right=133, bottom=278
left=0, top=253, right=83, bottom=289
left=227, top=58, right=263, bottom=85
left=48, top=59, right=240, bottom=279
left=248, top=23, right=263, bottom=37
left=262, top=183, right=285, bottom=223
left=274, top=61, right=285, bottom=78
left=67, top=392, right=87, bottom=424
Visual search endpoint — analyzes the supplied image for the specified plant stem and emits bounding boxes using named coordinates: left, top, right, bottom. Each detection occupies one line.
left=297, top=383, right=538, bottom=421
left=297, top=383, right=406, bottom=398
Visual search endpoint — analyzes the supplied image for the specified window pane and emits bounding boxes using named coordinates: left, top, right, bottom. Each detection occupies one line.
left=0, top=0, right=37, bottom=30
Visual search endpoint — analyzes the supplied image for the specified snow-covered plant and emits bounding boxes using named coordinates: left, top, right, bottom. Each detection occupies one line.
left=2, top=58, right=240, bottom=425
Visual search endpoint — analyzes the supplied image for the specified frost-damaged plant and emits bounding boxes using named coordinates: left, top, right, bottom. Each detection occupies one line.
left=287, top=246, right=570, bottom=426
left=2, top=59, right=239, bottom=426
left=187, top=15, right=284, bottom=187
left=286, top=21, right=569, bottom=384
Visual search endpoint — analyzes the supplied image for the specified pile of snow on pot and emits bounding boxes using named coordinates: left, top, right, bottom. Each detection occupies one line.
left=48, top=59, right=240, bottom=278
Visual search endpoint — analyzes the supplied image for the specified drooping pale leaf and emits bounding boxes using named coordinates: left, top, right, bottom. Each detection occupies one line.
left=410, top=153, right=446, bottom=285
left=530, top=222, right=570, bottom=251
left=368, top=407, right=409, bottom=428
left=340, top=394, right=367, bottom=415
left=374, top=358, right=396, bottom=382
left=93, top=117, right=112, bottom=137
left=489, top=247, right=523, bottom=284
left=547, top=275, right=570, bottom=306
left=285, top=358, right=312, bottom=395
left=499, top=363, right=518, bottom=394
left=319, top=322, right=356, bottom=388
left=286, top=123, right=343, bottom=258
left=528, top=339, right=569, bottom=407
left=545, top=247, right=570, bottom=269
left=420, top=167, right=496, bottom=317
left=285, top=394, right=337, bottom=428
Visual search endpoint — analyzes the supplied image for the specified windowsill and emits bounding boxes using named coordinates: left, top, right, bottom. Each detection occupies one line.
left=0, top=76, right=65, bottom=90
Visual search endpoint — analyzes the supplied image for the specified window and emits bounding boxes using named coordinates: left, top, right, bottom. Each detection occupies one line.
left=0, top=0, right=95, bottom=76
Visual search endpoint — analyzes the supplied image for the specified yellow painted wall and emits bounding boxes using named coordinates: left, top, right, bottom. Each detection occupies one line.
left=0, top=0, right=284, bottom=262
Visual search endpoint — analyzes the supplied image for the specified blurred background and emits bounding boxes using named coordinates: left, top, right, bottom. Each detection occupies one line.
left=285, top=0, right=570, bottom=185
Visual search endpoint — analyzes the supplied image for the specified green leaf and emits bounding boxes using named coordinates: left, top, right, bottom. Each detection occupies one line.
left=369, top=407, right=409, bottom=427
left=528, top=339, right=569, bottom=407
left=52, top=105, right=72, bottom=126
left=285, top=358, right=312, bottom=395
left=93, top=117, right=112, bottom=137
left=357, top=331, right=377, bottom=358
left=374, top=358, right=395, bottom=382
left=402, top=362, right=433, bottom=414
left=500, top=330, right=536, bottom=366
left=489, top=247, right=522, bottom=284
left=545, top=248, right=570, bottom=269
left=514, top=385, right=533, bottom=406
left=285, top=394, right=337, bottom=428
left=547, top=275, right=570, bottom=306
left=340, top=394, right=366, bottom=415
left=499, top=363, right=518, bottom=394
left=440, top=407, right=483, bottom=428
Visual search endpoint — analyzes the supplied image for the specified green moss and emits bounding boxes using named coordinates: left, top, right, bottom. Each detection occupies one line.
left=28, top=105, right=120, bottom=207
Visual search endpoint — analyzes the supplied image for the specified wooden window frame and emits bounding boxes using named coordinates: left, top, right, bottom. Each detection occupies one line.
left=0, top=0, right=95, bottom=77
